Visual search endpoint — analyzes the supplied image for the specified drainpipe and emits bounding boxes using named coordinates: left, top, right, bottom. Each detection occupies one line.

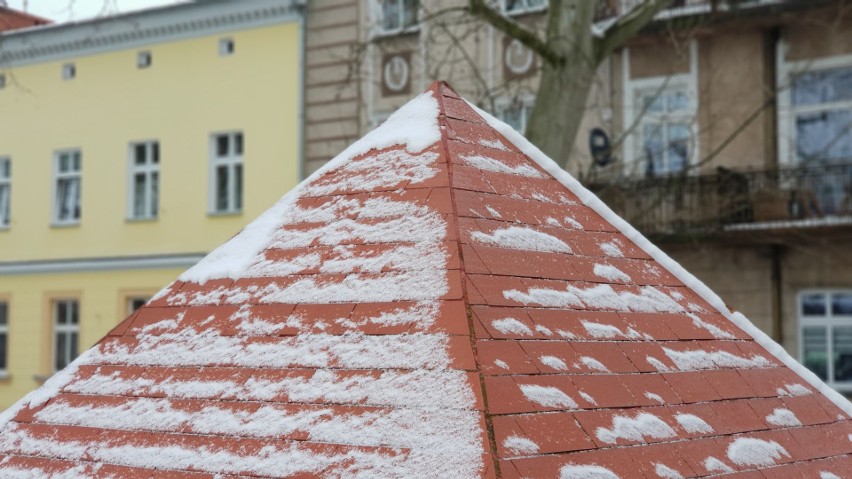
left=770, top=244, right=784, bottom=343
left=764, top=26, right=780, bottom=170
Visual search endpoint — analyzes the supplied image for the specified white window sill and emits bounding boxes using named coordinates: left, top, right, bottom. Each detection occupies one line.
left=0, top=225, right=9, bottom=232
left=371, top=25, right=420, bottom=40
left=208, top=210, right=243, bottom=218
left=0, top=371, right=9, bottom=380
left=126, top=216, right=158, bottom=223
left=50, top=221, right=81, bottom=229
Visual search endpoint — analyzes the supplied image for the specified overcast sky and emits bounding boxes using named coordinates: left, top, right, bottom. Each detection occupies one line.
left=7, top=0, right=188, bottom=22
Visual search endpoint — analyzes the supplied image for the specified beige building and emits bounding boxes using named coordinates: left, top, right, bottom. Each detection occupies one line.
left=303, top=0, right=852, bottom=393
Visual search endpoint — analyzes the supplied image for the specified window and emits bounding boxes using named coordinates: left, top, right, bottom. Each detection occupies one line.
left=128, top=141, right=159, bottom=220
left=502, top=0, right=548, bottom=14
left=790, top=65, right=852, bottom=214
left=53, top=300, right=79, bottom=372
left=0, top=302, right=7, bottom=375
left=62, top=63, right=76, bottom=80
left=799, top=291, right=852, bottom=391
left=634, top=86, right=695, bottom=176
left=137, top=51, right=152, bottom=69
left=0, top=157, right=9, bottom=227
left=496, top=96, right=535, bottom=134
left=219, top=38, right=235, bottom=56
left=53, top=150, right=81, bottom=224
left=128, top=297, right=148, bottom=315
left=0, top=74, right=6, bottom=89
left=210, top=132, right=243, bottom=214
left=378, top=0, right=418, bottom=34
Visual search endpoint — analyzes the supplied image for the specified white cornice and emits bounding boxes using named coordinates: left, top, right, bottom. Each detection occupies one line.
left=0, top=0, right=305, bottom=67
left=0, top=253, right=206, bottom=275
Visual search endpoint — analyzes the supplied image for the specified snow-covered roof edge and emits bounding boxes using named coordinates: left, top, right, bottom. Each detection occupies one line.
left=467, top=101, right=852, bottom=417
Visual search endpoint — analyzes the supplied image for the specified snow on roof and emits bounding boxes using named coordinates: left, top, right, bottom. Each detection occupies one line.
left=1, top=82, right=850, bottom=478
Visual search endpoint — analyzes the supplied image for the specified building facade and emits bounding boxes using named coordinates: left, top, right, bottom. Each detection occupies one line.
left=0, top=0, right=304, bottom=407
left=303, top=0, right=852, bottom=393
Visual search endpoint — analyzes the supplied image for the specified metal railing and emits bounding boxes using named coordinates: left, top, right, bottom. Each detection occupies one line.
left=588, top=163, right=852, bottom=237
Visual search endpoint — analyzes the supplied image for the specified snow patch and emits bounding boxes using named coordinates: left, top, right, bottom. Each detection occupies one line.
left=505, top=284, right=683, bottom=313
left=593, top=264, right=631, bottom=282
left=703, top=457, right=734, bottom=473
left=663, top=347, right=770, bottom=371
left=559, top=465, right=620, bottom=479
left=502, top=436, right=539, bottom=455
left=654, top=464, right=684, bottom=479
left=765, top=408, right=801, bottom=427
left=491, top=318, right=533, bottom=336
left=579, top=357, right=609, bottom=372
left=674, top=413, right=713, bottom=434
left=471, top=226, right=572, bottom=254
left=540, top=356, right=568, bottom=371
left=485, top=206, right=502, bottom=218
left=461, top=154, right=546, bottom=178
left=726, top=437, right=790, bottom=467
left=645, top=392, right=664, bottom=404
left=519, top=384, right=578, bottom=409
left=579, top=391, right=597, bottom=405
left=581, top=320, right=641, bottom=339
left=595, top=412, right=676, bottom=444
left=478, top=138, right=510, bottom=151
left=600, top=242, right=624, bottom=257
left=494, top=359, right=509, bottom=370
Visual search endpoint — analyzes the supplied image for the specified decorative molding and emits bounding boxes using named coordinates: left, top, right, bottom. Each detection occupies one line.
left=0, top=253, right=206, bottom=275
left=0, top=0, right=305, bottom=68
left=381, top=51, right=411, bottom=96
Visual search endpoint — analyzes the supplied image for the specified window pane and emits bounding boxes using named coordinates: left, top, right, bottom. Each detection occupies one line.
left=134, top=144, right=147, bottom=165
left=151, top=171, right=159, bottom=217
left=133, top=173, right=147, bottom=217
left=57, top=302, right=67, bottom=324
left=70, top=301, right=79, bottom=324
left=793, top=66, right=852, bottom=106
left=801, top=293, right=826, bottom=316
left=59, top=154, right=69, bottom=173
left=666, top=124, right=690, bottom=172
left=832, top=293, right=852, bottom=316
left=216, top=165, right=229, bottom=211
left=0, top=303, right=6, bottom=325
left=402, top=0, right=418, bottom=26
left=152, top=143, right=160, bottom=164
left=216, top=135, right=229, bottom=157
left=130, top=298, right=147, bottom=312
left=383, top=0, right=401, bottom=30
left=0, top=185, right=9, bottom=226
left=833, top=326, right=852, bottom=382
left=72, top=152, right=81, bottom=172
left=643, top=93, right=665, bottom=113
left=70, top=332, right=78, bottom=360
left=55, top=332, right=67, bottom=370
left=235, top=133, right=243, bottom=155
left=642, top=123, right=664, bottom=176
left=235, top=164, right=243, bottom=211
left=0, top=159, right=9, bottom=178
left=802, top=326, right=828, bottom=380
left=667, top=91, right=690, bottom=112
left=795, top=109, right=852, bottom=163
left=0, top=333, right=6, bottom=370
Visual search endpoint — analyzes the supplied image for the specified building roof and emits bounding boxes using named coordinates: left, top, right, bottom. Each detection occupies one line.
left=1, top=81, right=850, bottom=478
left=0, top=6, right=50, bottom=32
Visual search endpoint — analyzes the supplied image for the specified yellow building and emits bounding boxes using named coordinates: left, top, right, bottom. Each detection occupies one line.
left=0, top=0, right=304, bottom=407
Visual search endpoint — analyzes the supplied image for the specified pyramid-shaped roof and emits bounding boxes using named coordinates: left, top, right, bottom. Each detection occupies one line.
left=1, top=82, right=851, bottom=478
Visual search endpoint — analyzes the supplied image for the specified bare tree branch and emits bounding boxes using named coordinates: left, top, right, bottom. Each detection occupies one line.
left=596, top=0, right=675, bottom=58
left=467, top=0, right=562, bottom=65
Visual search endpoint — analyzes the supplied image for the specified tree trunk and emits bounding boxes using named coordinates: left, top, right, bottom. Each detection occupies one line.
left=524, top=0, right=598, bottom=169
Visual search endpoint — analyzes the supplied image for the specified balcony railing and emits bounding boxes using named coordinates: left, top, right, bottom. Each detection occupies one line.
left=588, top=163, right=852, bottom=237
left=593, top=0, right=812, bottom=23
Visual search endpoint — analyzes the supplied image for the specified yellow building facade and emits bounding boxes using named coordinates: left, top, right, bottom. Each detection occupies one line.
left=0, top=0, right=304, bottom=407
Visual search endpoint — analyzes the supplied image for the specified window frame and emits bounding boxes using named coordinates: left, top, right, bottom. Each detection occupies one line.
left=52, top=298, right=80, bottom=373
left=127, top=140, right=160, bottom=221
left=52, top=149, right=82, bottom=226
left=777, top=51, right=852, bottom=168
left=0, top=156, right=10, bottom=228
left=209, top=131, right=244, bottom=215
left=501, top=0, right=548, bottom=16
left=494, top=94, right=536, bottom=134
left=373, top=0, right=420, bottom=36
left=798, top=289, right=852, bottom=392
left=219, top=37, right=235, bottom=56
left=622, top=41, right=699, bottom=177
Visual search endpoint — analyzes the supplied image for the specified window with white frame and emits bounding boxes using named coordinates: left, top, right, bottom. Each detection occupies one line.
left=502, top=0, right=548, bottom=15
left=129, top=141, right=159, bottom=220
left=496, top=96, right=535, bottom=134
left=210, top=132, right=243, bottom=214
left=0, top=301, right=8, bottom=374
left=377, top=0, right=418, bottom=34
left=53, top=299, right=79, bottom=372
left=633, top=86, right=695, bottom=176
left=0, top=157, right=10, bottom=227
left=53, top=150, right=81, bottom=224
left=789, top=65, right=852, bottom=214
left=799, top=290, right=852, bottom=391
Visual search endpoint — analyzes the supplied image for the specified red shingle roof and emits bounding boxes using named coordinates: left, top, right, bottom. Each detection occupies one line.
left=0, top=7, right=50, bottom=32
left=1, top=82, right=850, bottom=478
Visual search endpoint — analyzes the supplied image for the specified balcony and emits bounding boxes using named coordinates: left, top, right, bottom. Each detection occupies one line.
left=588, top=163, right=852, bottom=239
